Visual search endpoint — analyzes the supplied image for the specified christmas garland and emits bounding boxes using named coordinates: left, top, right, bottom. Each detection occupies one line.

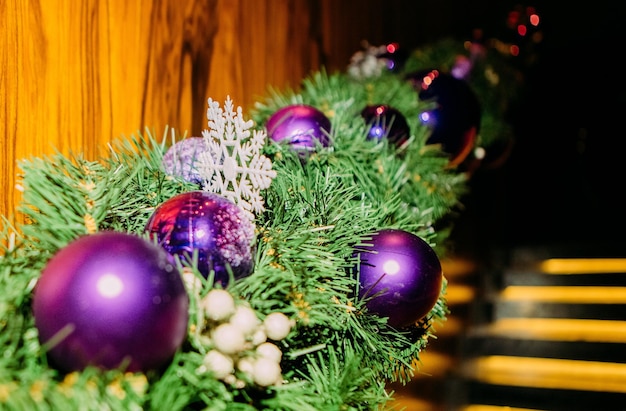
left=0, top=37, right=523, bottom=410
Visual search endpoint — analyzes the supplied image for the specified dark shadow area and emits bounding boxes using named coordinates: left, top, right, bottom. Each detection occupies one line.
left=449, top=2, right=626, bottom=260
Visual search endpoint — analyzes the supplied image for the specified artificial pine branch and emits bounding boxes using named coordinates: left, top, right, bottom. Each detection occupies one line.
left=0, top=37, right=520, bottom=410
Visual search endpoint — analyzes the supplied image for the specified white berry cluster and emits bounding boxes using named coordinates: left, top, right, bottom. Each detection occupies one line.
left=347, top=42, right=390, bottom=80
left=193, top=288, right=295, bottom=388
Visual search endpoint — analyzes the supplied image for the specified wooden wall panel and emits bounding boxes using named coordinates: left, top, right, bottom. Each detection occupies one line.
left=2, top=0, right=469, bottom=221
left=1, top=0, right=317, bottom=221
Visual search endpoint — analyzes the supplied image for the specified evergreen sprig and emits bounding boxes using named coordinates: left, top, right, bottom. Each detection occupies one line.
left=0, top=37, right=519, bottom=410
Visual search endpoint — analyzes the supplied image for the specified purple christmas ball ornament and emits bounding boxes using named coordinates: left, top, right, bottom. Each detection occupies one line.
left=356, top=229, right=443, bottom=328
left=32, top=231, right=189, bottom=373
left=360, top=104, right=410, bottom=147
left=145, top=191, right=256, bottom=285
left=265, top=104, right=331, bottom=154
left=162, top=136, right=207, bottom=184
left=407, top=69, right=481, bottom=166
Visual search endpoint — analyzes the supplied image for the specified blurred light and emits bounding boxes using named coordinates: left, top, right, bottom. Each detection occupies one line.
left=530, top=13, right=540, bottom=26
left=386, top=42, right=399, bottom=53
left=518, top=24, right=527, bottom=36
left=474, top=146, right=486, bottom=160
left=510, top=44, right=520, bottom=56
left=507, top=11, right=520, bottom=28
left=369, top=126, right=384, bottom=138
left=420, top=70, right=438, bottom=90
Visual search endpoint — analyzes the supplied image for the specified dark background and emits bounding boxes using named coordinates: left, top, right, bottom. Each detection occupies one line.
left=433, top=2, right=626, bottom=258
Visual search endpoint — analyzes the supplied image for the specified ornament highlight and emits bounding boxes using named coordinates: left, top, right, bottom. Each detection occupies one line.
left=265, top=104, right=331, bottom=154
left=145, top=191, right=256, bottom=285
left=407, top=69, right=481, bottom=166
left=32, top=231, right=189, bottom=373
left=360, top=104, right=410, bottom=147
left=356, top=229, right=443, bottom=328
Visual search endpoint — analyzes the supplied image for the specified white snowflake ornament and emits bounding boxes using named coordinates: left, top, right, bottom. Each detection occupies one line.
left=197, top=96, right=276, bottom=221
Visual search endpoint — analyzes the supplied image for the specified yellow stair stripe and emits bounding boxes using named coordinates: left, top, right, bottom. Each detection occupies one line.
left=411, top=350, right=457, bottom=378
left=538, top=258, right=626, bottom=274
left=445, top=284, right=476, bottom=305
left=474, top=318, right=626, bottom=343
left=461, top=356, right=626, bottom=393
left=442, top=258, right=478, bottom=278
left=500, top=285, right=626, bottom=303
left=460, top=405, right=546, bottom=411
left=387, top=396, right=441, bottom=411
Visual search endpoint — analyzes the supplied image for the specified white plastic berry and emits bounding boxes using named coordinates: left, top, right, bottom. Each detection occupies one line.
left=212, top=323, right=246, bottom=354
left=202, top=289, right=236, bottom=321
left=256, top=342, right=282, bottom=363
left=252, top=357, right=282, bottom=387
left=181, top=267, right=203, bottom=293
left=237, top=357, right=255, bottom=376
left=250, top=328, right=267, bottom=346
left=203, top=350, right=234, bottom=379
left=230, top=305, right=260, bottom=336
left=263, top=312, right=294, bottom=341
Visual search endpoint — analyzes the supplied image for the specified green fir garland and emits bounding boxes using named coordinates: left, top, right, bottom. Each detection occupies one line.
left=0, top=38, right=521, bottom=410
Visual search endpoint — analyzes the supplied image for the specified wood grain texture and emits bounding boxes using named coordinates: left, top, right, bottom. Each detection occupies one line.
left=2, top=0, right=458, bottom=221
left=1, top=0, right=298, bottom=220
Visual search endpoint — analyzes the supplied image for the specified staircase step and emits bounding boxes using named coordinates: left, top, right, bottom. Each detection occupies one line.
left=461, top=336, right=626, bottom=363
left=493, top=301, right=626, bottom=320
left=497, top=285, right=626, bottom=303
left=502, top=270, right=626, bottom=287
left=458, top=405, right=547, bottom=411
left=462, top=381, right=626, bottom=411
left=460, top=355, right=626, bottom=393
left=468, top=318, right=626, bottom=343
left=451, top=250, right=626, bottom=410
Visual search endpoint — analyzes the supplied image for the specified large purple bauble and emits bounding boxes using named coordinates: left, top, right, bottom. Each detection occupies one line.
left=162, top=136, right=207, bottom=184
left=356, top=229, right=443, bottom=328
left=145, top=191, right=256, bottom=285
left=361, top=104, right=410, bottom=147
left=32, top=231, right=189, bottom=373
left=407, top=69, right=481, bottom=166
left=265, top=105, right=331, bottom=153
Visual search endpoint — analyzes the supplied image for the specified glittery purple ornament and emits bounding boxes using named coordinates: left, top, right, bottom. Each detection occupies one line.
left=32, top=231, right=189, bottom=373
left=407, top=69, right=481, bottom=166
left=265, top=105, right=331, bottom=153
left=145, top=191, right=256, bottom=285
left=360, top=104, right=410, bottom=147
left=162, top=137, right=207, bottom=184
left=356, top=229, right=443, bottom=328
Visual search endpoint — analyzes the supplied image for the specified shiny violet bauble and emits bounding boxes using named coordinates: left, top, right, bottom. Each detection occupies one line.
left=265, top=105, right=331, bottom=153
left=407, top=69, right=481, bottom=166
left=361, top=104, right=410, bottom=147
left=145, top=191, right=256, bottom=285
left=356, top=229, right=443, bottom=328
left=162, top=136, right=207, bottom=184
left=32, top=231, right=189, bottom=373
